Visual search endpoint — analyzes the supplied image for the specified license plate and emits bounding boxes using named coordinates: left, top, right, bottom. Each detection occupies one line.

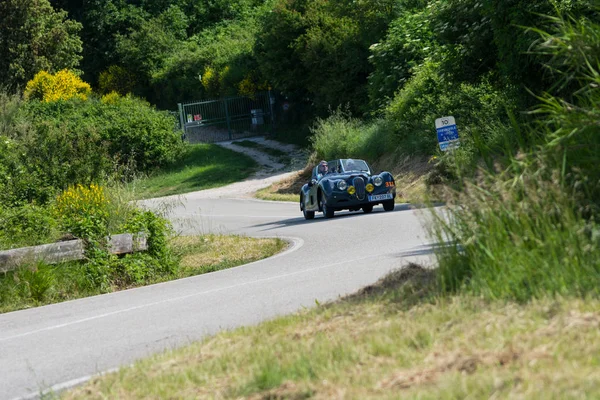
left=368, top=194, right=393, bottom=202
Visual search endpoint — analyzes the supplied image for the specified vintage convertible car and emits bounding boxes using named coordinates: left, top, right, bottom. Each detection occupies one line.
left=300, top=159, right=396, bottom=220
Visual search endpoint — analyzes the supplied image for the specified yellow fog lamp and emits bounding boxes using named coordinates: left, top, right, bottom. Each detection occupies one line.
left=366, top=183, right=375, bottom=193
left=347, top=186, right=356, bottom=195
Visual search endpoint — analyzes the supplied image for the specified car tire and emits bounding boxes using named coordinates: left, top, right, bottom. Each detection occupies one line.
left=302, top=196, right=315, bottom=220
left=383, top=200, right=395, bottom=212
left=362, top=205, right=373, bottom=214
left=320, top=195, right=334, bottom=219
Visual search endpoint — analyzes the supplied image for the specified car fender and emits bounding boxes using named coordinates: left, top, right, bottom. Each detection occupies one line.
left=318, top=180, right=334, bottom=203
left=380, top=171, right=394, bottom=182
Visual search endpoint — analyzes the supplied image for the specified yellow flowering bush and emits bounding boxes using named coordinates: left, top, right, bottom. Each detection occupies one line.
left=24, top=69, right=92, bottom=102
left=53, top=184, right=110, bottom=239
left=201, top=66, right=219, bottom=96
left=238, top=75, right=256, bottom=98
left=100, top=91, right=121, bottom=105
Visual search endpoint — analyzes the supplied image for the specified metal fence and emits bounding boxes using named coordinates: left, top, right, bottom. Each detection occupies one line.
left=177, top=91, right=275, bottom=143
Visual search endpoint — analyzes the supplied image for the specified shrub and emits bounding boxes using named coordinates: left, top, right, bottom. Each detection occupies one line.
left=15, top=262, right=56, bottom=302
left=100, top=91, right=122, bottom=105
left=123, top=209, right=179, bottom=276
left=20, top=95, right=184, bottom=179
left=0, top=204, right=59, bottom=250
left=24, top=70, right=91, bottom=102
left=53, top=184, right=110, bottom=240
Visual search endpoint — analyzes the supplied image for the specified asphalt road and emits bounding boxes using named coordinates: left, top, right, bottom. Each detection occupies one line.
left=0, top=195, right=435, bottom=400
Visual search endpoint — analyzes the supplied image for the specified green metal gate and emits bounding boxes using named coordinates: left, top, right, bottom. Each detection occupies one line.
left=177, top=91, right=275, bottom=143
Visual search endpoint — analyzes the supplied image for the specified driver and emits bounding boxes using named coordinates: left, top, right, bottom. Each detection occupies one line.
left=317, top=160, right=329, bottom=179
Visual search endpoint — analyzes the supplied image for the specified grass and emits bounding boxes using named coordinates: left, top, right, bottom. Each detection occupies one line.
left=132, top=144, right=258, bottom=200
left=0, top=235, right=286, bottom=314
left=63, top=266, right=600, bottom=399
left=174, top=235, right=288, bottom=277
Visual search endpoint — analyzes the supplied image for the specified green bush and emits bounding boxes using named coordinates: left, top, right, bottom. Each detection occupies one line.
left=385, top=61, right=517, bottom=160
left=0, top=204, right=59, bottom=250
left=0, top=93, right=184, bottom=207
left=310, top=109, right=395, bottom=162
left=21, top=96, right=183, bottom=174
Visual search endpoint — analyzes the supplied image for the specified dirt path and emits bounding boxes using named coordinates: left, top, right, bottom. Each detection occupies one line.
left=182, top=137, right=308, bottom=200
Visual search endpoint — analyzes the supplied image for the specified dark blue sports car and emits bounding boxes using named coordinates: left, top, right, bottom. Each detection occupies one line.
left=300, top=159, right=396, bottom=219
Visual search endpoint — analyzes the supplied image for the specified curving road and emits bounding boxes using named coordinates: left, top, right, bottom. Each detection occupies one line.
left=0, top=191, right=435, bottom=399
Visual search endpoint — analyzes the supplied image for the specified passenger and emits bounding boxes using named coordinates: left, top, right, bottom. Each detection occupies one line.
left=345, top=159, right=356, bottom=171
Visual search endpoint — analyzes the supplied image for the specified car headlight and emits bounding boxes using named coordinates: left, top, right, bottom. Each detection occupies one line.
left=373, top=176, right=384, bottom=187
left=337, top=180, right=348, bottom=191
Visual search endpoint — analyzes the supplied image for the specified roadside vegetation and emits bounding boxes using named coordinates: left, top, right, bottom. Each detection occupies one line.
left=131, top=144, right=257, bottom=200
left=65, top=267, right=600, bottom=399
left=0, top=63, right=270, bottom=316
left=0, top=233, right=286, bottom=314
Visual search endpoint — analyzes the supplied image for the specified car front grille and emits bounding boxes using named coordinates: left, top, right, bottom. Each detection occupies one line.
left=353, top=177, right=366, bottom=200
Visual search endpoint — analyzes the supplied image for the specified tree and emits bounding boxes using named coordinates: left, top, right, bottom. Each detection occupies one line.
left=0, top=0, right=82, bottom=91
left=255, top=0, right=397, bottom=115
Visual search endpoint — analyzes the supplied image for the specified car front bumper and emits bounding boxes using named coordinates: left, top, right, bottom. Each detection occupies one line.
left=327, top=188, right=396, bottom=209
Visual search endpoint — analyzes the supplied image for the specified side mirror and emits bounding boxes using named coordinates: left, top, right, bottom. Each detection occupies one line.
left=309, top=179, right=317, bottom=187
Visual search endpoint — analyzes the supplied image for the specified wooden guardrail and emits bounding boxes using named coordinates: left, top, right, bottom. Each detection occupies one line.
left=0, top=233, right=147, bottom=273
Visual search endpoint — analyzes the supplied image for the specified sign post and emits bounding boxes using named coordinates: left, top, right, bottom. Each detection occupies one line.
left=435, top=116, right=460, bottom=152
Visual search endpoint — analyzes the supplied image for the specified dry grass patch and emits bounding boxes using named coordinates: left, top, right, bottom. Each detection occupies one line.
left=255, top=167, right=311, bottom=202
left=372, top=153, right=434, bottom=204
left=173, top=235, right=288, bottom=276
left=64, top=266, right=600, bottom=400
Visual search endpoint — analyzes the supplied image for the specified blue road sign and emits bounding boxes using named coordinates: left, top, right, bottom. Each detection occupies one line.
left=435, top=116, right=460, bottom=152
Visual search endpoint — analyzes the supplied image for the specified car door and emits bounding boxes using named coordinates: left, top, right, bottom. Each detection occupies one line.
left=307, top=167, right=319, bottom=210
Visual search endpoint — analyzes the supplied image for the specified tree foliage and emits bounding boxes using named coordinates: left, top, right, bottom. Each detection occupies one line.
left=256, top=0, right=398, bottom=114
left=0, top=0, right=82, bottom=91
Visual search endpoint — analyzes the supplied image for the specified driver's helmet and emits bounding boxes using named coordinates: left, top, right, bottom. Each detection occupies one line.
left=318, top=160, right=328, bottom=174
left=346, top=159, right=356, bottom=170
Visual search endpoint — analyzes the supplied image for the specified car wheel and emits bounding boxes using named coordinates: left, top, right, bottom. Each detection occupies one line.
left=383, top=200, right=395, bottom=212
left=362, top=205, right=373, bottom=214
left=302, top=196, right=314, bottom=220
left=320, top=195, right=334, bottom=219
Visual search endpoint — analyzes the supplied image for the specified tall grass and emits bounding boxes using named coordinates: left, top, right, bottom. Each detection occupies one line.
left=310, top=108, right=395, bottom=162
left=433, top=11, right=600, bottom=301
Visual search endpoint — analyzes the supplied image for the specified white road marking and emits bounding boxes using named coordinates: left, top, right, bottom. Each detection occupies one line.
left=0, top=249, right=391, bottom=344
left=10, top=368, right=121, bottom=400
left=175, top=213, right=298, bottom=219
left=0, top=236, right=304, bottom=342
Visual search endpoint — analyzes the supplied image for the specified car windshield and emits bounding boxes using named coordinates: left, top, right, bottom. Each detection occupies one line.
left=341, top=159, right=369, bottom=173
